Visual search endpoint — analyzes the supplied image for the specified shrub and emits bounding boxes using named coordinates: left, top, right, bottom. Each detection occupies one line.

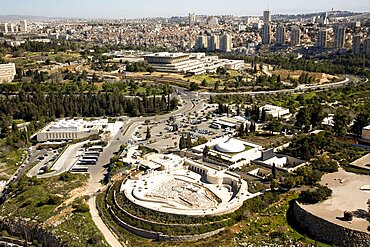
left=298, top=186, right=332, bottom=204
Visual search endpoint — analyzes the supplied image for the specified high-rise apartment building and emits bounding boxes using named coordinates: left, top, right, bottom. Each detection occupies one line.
left=20, top=20, right=28, bottom=32
left=365, top=37, right=370, bottom=55
left=352, top=35, right=362, bottom=55
left=262, top=23, right=271, bottom=45
left=334, top=25, right=345, bottom=49
left=1, top=23, right=9, bottom=34
left=276, top=25, right=286, bottom=45
left=220, top=34, right=232, bottom=52
left=207, top=34, right=220, bottom=51
left=263, top=10, right=271, bottom=23
left=290, top=26, right=301, bottom=46
left=189, top=13, right=196, bottom=27
left=317, top=28, right=328, bottom=48
left=195, top=35, right=208, bottom=50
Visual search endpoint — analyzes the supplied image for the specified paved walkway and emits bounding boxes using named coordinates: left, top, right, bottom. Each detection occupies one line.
left=89, top=196, right=124, bottom=247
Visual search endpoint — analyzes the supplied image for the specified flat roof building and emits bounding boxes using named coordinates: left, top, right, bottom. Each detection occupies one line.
left=260, top=105, right=290, bottom=118
left=36, top=119, right=105, bottom=142
left=0, top=63, right=16, bottom=83
left=362, top=125, right=370, bottom=141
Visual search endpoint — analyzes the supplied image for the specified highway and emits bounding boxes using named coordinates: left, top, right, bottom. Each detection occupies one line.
left=200, top=77, right=363, bottom=97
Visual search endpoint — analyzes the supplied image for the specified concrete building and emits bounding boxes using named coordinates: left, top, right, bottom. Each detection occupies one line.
left=144, top=52, right=205, bottom=75
left=189, top=13, right=196, bottom=27
left=276, top=25, right=286, bottom=45
left=207, top=34, right=220, bottom=52
left=0, top=23, right=8, bottom=34
left=260, top=105, right=290, bottom=118
left=207, top=17, right=219, bottom=26
left=334, top=25, right=345, bottom=49
left=36, top=119, right=103, bottom=142
left=195, top=35, right=208, bottom=51
left=188, top=136, right=262, bottom=167
left=0, top=63, right=16, bottom=83
left=352, top=35, right=362, bottom=55
left=290, top=26, right=301, bottom=46
left=364, top=37, right=370, bottom=55
left=317, top=28, right=328, bottom=48
left=362, top=125, right=370, bottom=141
left=263, top=10, right=271, bottom=23
left=219, top=34, right=232, bottom=52
left=262, top=23, right=271, bottom=45
left=20, top=20, right=28, bottom=33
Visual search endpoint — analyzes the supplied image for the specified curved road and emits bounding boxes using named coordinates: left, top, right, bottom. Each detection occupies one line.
left=86, top=74, right=366, bottom=246
left=87, top=96, right=199, bottom=247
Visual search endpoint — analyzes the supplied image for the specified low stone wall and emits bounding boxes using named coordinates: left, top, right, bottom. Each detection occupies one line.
left=292, top=201, right=370, bottom=247
left=109, top=206, right=225, bottom=241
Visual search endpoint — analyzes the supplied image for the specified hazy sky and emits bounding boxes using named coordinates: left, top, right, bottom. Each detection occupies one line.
left=1, top=0, right=369, bottom=19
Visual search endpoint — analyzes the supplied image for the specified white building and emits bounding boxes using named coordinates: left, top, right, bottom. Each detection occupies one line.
left=362, top=125, right=370, bottom=141
left=0, top=63, right=16, bottom=83
left=20, top=20, right=28, bottom=33
left=188, top=136, right=262, bottom=167
left=143, top=52, right=243, bottom=75
left=189, top=13, right=196, bottom=27
left=36, top=119, right=104, bottom=142
left=260, top=105, right=290, bottom=118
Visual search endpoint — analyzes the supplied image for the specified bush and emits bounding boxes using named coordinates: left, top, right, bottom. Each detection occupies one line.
left=298, top=186, right=332, bottom=204
left=74, top=203, right=90, bottom=213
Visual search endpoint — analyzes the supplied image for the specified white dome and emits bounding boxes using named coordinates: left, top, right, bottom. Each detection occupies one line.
left=215, top=138, right=245, bottom=153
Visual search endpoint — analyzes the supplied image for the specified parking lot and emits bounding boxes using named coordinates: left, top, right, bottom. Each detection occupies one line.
left=133, top=103, right=231, bottom=151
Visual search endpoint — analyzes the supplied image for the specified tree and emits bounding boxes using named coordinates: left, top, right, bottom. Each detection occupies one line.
left=146, top=127, right=151, bottom=140
left=216, top=67, right=227, bottom=75
left=190, top=82, right=199, bottom=91
left=310, top=104, right=325, bottom=128
left=265, top=119, right=282, bottom=134
left=201, top=79, right=207, bottom=87
left=238, top=124, right=246, bottom=137
left=202, top=145, right=210, bottom=160
left=179, top=135, right=187, bottom=150
left=352, top=111, right=370, bottom=137
left=295, top=107, right=311, bottom=132
left=249, top=121, right=256, bottom=133
left=92, top=73, right=99, bottom=82
left=272, top=163, right=277, bottom=179
left=333, top=109, right=352, bottom=137
left=270, top=179, right=278, bottom=191
left=186, top=132, right=192, bottom=148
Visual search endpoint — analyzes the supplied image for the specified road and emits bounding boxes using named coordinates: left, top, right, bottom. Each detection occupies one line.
left=86, top=93, right=199, bottom=247
left=199, top=77, right=359, bottom=97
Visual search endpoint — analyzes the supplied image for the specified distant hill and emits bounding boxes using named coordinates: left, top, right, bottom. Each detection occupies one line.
left=0, top=15, right=67, bottom=21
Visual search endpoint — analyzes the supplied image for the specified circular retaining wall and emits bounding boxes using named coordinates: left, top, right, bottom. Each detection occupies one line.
left=292, top=201, right=370, bottom=247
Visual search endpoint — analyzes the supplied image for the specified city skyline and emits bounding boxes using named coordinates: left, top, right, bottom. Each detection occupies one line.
left=1, top=0, right=369, bottom=19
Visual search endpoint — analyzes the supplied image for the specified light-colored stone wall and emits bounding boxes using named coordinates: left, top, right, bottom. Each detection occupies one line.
left=292, top=201, right=370, bottom=247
